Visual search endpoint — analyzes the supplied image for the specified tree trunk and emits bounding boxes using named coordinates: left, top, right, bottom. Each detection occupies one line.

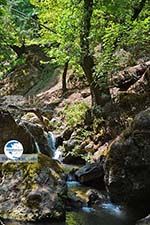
left=132, top=0, right=147, bottom=21
left=81, top=54, right=102, bottom=105
left=62, top=60, right=69, bottom=94
left=80, top=0, right=110, bottom=106
left=10, top=44, right=26, bottom=58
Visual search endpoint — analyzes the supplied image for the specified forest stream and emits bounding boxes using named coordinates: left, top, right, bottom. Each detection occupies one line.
left=0, top=1, right=149, bottom=224
left=1, top=147, right=146, bottom=225
left=1, top=181, right=145, bottom=225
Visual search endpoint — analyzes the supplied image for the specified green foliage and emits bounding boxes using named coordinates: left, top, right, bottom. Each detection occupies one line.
left=0, top=0, right=149, bottom=93
left=63, top=102, right=89, bottom=127
left=31, top=0, right=82, bottom=66
left=7, top=0, right=39, bottom=42
left=30, top=0, right=149, bottom=93
left=0, top=0, right=39, bottom=77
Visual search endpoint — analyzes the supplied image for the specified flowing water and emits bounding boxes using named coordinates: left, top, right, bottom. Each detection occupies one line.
left=47, top=132, right=56, bottom=155
left=2, top=180, right=142, bottom=225
left=65, top=181, right=139, bottom=225
left=2, top=207, right=139, bottom=225
left=1, top=133, right=144, bottom=225
left=46, top=131, right=62, bottom=160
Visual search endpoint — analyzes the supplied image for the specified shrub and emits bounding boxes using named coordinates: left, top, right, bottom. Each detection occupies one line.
left=63, top=102, right=89, bottom=127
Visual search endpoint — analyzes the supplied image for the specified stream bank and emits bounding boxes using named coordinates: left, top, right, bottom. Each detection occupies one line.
left=1, top=176, right=148, bottom=225
left=1, top=104, right=150, bottom=224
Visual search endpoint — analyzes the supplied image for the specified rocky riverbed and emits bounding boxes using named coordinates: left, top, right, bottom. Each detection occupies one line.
left=1, top=102, right=150, bottom=224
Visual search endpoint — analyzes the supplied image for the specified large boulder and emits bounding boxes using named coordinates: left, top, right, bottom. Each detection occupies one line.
left=62, top=129, right=86, bottom=164
left=0, top=109, right=57, bottom=157
left=104, top=107, right=150, bottom=205
left=62, top=128, right=98, bottom=164
left=0, top=154, right=66, bottom=221
left=75, top=161, right=105, bottom=189
left=0, top=109, right=36, bottom=154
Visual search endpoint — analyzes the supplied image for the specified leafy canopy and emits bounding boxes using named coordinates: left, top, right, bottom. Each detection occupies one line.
left=30, top=0, right=149, bottom=68
left=0, top=0, right=38, bottom=77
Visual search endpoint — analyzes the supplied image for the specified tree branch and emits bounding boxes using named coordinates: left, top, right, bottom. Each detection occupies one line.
left=11, top=7, right=57, bottom=34
left=132, top=0, right=147, bottom=21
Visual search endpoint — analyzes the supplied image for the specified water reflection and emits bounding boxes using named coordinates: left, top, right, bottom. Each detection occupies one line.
left=101, top=203, right=123, bottom=216
left=3, top=208, right=135, bottom=225
left=67, top=181, right=81, bottom=188
left=66, top=210, right=134, bottom=225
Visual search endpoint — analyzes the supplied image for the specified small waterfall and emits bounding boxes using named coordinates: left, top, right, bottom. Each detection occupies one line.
left=101, top=202, right=123, bottom=216
left=53, top=147, right=62, bottom=160
left=47, top=131, right=56, bottom=154
left=46, top=131, right=62, bottom=160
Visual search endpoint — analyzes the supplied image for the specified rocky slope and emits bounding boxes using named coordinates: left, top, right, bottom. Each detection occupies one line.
left=0, top=47, right=150, bottom=224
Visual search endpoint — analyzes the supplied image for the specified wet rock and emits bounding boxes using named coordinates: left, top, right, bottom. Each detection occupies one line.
left=62, top=129, right=87, bottom=164
left=61, top=127, right=73, bottom=140
left=86, top=189, right=108, bottom=207
left=19, top=120, right=52, bottom=157
left=86, top=189, right=100, bottom=207
left=18, top=112, right=63, bottom=157
left=21, top=112, right=50, bottom=128
left=136, top=215, right=150, bottom=225
left=0, top=154, right=67, bottom=221
left=66, top=168, right=78, bottom=181
left=55, top=135, right=63, bottom=149
left=75, top=161, right=105, bottom=189
left=93, top=142, right=109, bottom=161
left=104, top=107, right=150, bottom=206
left=66, top=192, right=83, bottom=210
left=0, top=109, right=36, bottom=154
left=62, top=153, right=85, bottom=165
left=0, top=109, right=56, bottom=157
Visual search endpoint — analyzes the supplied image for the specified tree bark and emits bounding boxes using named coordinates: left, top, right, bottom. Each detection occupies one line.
left=10, top=44, right=26, bottom=58
left=80, top=0, right=99, bottom=105
left=80, top=0, right=110, bottom=106
left=62, top=60, right=69, bottom=94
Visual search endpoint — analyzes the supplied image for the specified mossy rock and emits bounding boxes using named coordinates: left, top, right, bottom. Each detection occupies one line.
left=104, top=107, right=150, bottom=206
left=0, top=154, right=66, bottom=222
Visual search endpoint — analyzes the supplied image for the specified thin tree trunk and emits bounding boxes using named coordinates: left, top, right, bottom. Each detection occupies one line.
left=81, top=54, right=102, bottom=105
left=62, top=60, right=69, bottom=94
left=10, top=44, right=26, bottom=58
left=132, top=0, right=147, bottom=21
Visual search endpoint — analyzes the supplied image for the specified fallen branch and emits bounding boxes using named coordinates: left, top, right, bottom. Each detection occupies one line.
left=111, top=61, right=150, bottom=91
